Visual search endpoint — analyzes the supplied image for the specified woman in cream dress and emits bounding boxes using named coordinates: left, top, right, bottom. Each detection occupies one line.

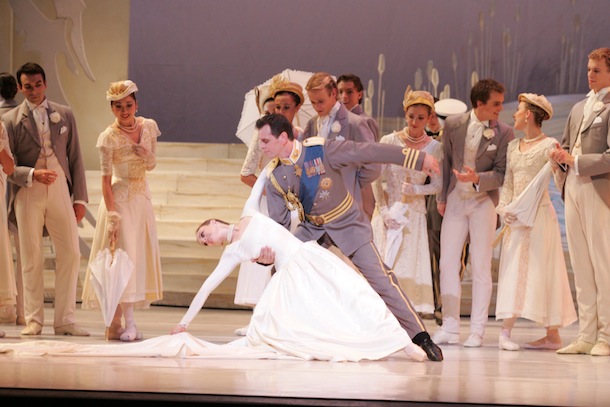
left=371, top=89, right=441, bottom=316
left=81, top=80, right=163, bottom=342
left=495, top=93, right=577, bottom=351
left=0, top=122, right=16, bottom=338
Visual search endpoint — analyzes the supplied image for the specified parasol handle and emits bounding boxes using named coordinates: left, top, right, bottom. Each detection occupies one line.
left=109, top=238, right=116, bottom=257
left=492, top=224, right=508, bottom=248
left=401, top=175, right=414, bottom=204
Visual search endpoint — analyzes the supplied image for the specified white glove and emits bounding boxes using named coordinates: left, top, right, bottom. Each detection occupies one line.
left=503, top=211, right=517, bottom=225
left=401, top=181, right=417, bottom=196
left=107, top=211, right=122, bottom=245
left=379, top=206, right=401, bottom=230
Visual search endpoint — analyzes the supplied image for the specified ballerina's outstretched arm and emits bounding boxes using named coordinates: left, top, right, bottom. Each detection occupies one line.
left=171, top=163, right=273, bottom=334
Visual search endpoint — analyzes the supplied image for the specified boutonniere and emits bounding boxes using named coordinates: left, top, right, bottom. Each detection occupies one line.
left=49, top=112, right=61, bottom=123
left=483, top=128, right=495, bottom=140
left=594, top=101, right=605, bottom=113
left=331, top=121, right=341, bottom=133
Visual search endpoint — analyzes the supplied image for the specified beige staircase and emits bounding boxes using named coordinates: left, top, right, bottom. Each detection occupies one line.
left=72, top=142, right=251, bottom=309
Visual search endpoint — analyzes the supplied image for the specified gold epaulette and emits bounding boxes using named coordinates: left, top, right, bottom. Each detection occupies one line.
left=303, top=136, right=325, bottom=147
left=266, top=158, right=280, bottom=176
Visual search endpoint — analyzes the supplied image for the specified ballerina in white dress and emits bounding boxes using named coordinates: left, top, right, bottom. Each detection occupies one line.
left=171, top=164, right=427, bottom=362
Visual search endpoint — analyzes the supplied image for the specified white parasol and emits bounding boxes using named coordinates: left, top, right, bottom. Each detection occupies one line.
left=493, top=161, right=552, bottom=246
left=88, top=241, right=134, bottom=328
left=383, top=200, right=410, bottom=268
left=235, top=69, right=318, bottom=145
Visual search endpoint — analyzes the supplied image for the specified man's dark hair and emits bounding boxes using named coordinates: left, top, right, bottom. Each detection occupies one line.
left=16, top=62, right=46, bottom=87
left=470, top=78, right=505, bottom=108
left=337, top=73, right=364, bottom=103
left=255, top=113, right=294, bottom=141
left=0, top=72, right=18, bottom=100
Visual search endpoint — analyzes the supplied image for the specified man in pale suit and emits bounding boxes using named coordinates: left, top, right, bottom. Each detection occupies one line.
left=2, top=62, right=89, bottom=336
left=550, top=48, right=610, bottom=357
left=432, top=79, right=513, bottom=347
left=303, top=72, right=378, bottom=220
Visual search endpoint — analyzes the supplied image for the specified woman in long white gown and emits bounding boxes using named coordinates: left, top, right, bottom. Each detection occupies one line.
left=495, top=93, right=577, bottom=351
left=0, top=163, right=426, bottom=363
left=171, top=166, right=427, bottom=362
left=371, top=89, right=441, bottom=316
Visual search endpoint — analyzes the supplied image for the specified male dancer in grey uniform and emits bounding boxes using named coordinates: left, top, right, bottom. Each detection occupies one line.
left=255, top=113, right=444, bottom=361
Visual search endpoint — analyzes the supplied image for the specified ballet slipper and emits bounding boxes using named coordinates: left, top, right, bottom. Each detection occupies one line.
left=404, top=343, right=427, bottom=362
left=120, top=325, right=142, bottom=342
left=499, top=332, right=520, bottom=351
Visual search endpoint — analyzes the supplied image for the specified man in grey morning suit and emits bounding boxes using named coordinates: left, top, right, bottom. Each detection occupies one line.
left=255, top=113, right=444, bottom=361
left=303, top=72, right=377, bottom=220
left=2, top=62, right=89, bottom=337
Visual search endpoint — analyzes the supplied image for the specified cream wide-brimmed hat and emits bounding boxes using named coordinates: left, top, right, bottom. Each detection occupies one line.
left=518, top=93, right=553, bottom=120
left=106, top=80, right=138, bottom=101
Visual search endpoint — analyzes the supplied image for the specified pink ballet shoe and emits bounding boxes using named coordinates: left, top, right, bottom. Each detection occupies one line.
left=120, top=326, right=143, bottom=342
left=405, top=343, right=427, bottom=362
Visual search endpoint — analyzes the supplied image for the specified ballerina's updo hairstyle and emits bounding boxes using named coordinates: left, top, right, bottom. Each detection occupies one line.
left=195, top=219, right=229, bottom=246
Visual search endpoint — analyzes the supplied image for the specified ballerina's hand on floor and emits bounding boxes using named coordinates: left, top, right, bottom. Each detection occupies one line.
left=171, top=324, right=187, bottom=335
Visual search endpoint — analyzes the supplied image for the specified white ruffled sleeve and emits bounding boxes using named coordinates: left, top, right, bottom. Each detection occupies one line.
left=240, top=161, right=272, bottom=218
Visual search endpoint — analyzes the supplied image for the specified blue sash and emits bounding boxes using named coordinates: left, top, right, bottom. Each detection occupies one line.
left=299, top=145, right=325, bottom=214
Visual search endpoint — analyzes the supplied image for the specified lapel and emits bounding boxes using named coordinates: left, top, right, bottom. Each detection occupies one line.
left=47, top=104, right=62, bottom=143
left=328, top=103, right=348, bottom=140
left=476, top=119, right=497, bottom=159
left=17, top=102, right=41, bottom=147
left=453, top=112, right=469, bottom=164
left=580, top=92, right=610, bottom=134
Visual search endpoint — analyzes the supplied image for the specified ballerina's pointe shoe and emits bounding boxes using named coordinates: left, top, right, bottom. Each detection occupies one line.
left=499, top=333, right=520, bottom=351
left=120, top=326, right=143, bottom=342
left=234, top=326, right=248, bottom=336
left=405, top=343, right=427, bottom=362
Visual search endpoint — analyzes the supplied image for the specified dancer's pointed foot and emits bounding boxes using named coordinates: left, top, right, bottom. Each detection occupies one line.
left=120, top=325, right=143, bottom=342
left=404, top=343, right=427, bottom=362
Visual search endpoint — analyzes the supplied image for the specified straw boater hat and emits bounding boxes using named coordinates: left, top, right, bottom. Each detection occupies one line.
left=518, top=93, right=553, bottom=120
left=106, top=80, right=138, bottom=101
left=268, top=74, right=304, bottom=106
left=402, top=86, right=435, bottom=112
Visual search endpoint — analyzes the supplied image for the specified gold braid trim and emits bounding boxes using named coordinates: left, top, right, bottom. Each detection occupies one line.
left=267, top=158, right=305, bottom=222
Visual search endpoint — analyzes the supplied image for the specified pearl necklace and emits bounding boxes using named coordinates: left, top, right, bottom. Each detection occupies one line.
left=522, top=132, right=545, bottom=143
left=226, top=224, right=236, bottom=244
left=402, top=128, right=427, bottom=143
left=116, top=118, right=139, bottom=133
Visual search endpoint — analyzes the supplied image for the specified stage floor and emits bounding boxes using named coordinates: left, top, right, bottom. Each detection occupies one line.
left=0, top=306, right=608, bottom=407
